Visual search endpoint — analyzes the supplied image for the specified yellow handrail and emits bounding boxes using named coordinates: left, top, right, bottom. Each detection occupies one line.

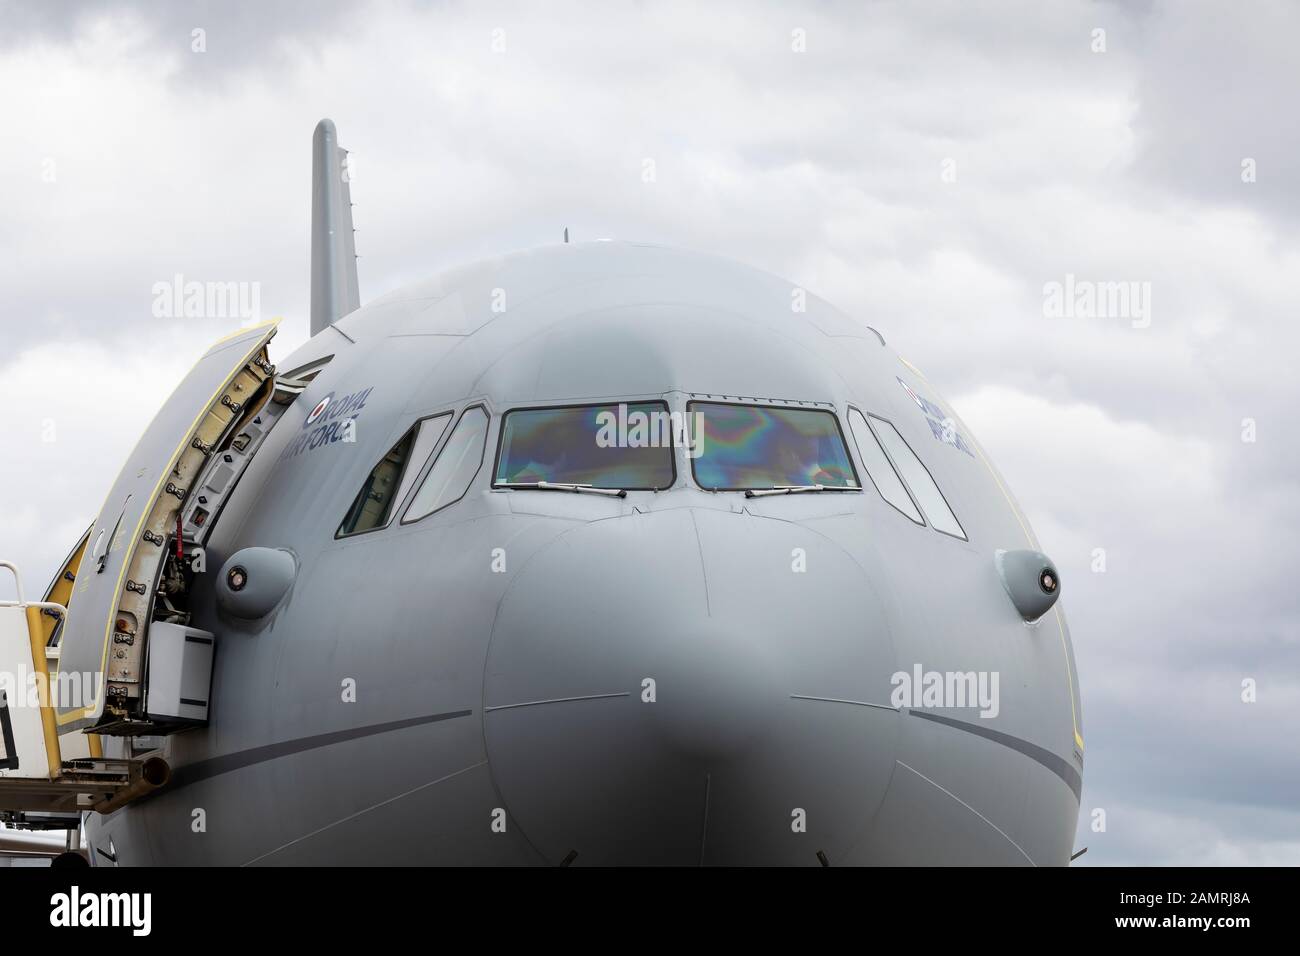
left=25, top=605, right=65, bottom=779
left=1, top=560, right=67, bottom=780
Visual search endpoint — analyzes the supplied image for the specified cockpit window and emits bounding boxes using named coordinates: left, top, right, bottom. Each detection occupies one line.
left=688, top=402, right=859, bottom=491
left=338, top=427, right=418, bottom=537
left=847, top=408, right=924, bottom=524
left=393, top=413, right=452, bottom=509
left=493, top=402, right=676, bottom=491
left=867, top=414, right=967, bottom=540
left=403, top=405, right=490, bottom=522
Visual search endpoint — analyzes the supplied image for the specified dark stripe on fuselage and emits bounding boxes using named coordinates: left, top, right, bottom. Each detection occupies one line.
left=165, top=709, right=473, bottom=791
left=907, top=710, right=1083, bottom=801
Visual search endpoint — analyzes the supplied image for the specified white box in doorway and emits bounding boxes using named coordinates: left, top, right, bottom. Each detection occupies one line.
left=145, top=623, right=215, bottom=724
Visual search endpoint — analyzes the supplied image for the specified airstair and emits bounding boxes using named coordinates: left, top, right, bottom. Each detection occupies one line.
left=1, top=560, right=169, bottom=825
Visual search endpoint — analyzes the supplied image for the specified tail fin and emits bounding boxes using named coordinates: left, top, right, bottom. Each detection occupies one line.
left=310, top=118, right=360, bottom=335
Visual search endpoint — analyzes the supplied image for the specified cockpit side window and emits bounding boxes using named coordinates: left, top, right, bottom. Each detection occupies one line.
left=336, top=412, right=452, bottom=538
left=867, top=414, right=967, bottom=540
left=402, top=405, right=490, bottom=523
left=846, top=408, right=924, bottom=524
left=391, top=413, right=452, bottom=511
left=338, top=427, right=418, bottom=537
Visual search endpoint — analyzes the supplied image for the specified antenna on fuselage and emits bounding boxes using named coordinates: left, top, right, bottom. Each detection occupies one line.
left=310, top=118, right=361, bottom=336
left=563, top=227, right=570, bottom=243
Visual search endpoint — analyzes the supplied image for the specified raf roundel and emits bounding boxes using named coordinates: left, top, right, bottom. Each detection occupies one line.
left=305, top=393, right=333, bottom=427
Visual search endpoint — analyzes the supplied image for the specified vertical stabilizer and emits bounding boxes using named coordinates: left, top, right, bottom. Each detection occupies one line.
left=311, top=118, right=360, bottom=335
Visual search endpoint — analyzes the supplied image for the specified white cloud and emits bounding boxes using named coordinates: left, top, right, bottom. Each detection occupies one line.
left=0, top=334, right=238, bottom=592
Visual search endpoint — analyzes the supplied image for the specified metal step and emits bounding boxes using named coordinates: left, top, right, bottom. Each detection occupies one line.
left=1, top=561, right=170, bottom=816
left=0, top=756, right=166, bottom=816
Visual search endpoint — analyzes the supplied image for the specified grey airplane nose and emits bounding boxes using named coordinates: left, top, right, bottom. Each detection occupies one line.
left=483, top=507, right=901, bottom=865
left=648, top=622, right=777, bottom=762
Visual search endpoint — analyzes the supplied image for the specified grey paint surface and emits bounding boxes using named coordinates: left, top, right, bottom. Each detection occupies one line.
left=84, top=239, right=1082, bottom=866
left=310, top=118, right=359, bottom=336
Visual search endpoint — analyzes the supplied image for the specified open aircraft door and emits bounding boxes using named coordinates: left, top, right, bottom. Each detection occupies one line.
left=55, top=321, right=281, bottom=736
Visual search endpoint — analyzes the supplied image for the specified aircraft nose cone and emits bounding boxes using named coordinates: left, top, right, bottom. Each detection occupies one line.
left=648, top=624, right=777, bottom=762
left=483, top=507, right=900, bottom=865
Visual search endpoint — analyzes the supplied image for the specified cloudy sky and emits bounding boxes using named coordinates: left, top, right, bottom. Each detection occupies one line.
left=1, top=0, right=1296, bottom=865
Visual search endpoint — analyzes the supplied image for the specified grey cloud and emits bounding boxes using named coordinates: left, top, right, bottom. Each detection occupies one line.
left=0, top=0, right=357, bottom=79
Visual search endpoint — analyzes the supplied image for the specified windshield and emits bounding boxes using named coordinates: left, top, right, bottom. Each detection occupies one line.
left=689, top=402, right=859, bottom=490
left=494, top=402, right=676, bottom=490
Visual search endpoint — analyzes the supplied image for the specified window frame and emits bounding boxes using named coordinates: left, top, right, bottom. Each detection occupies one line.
left=490, top=399, right=679, bottom=493
left=845, top=405, right=926, bottom=526
left=387, top=410, right=455, bottom=515
left=335, top=420, right=427, bottom=540
left=686, top=399, right=861, bottom=493
left=399, top=403, right=492, bottom=525
left=865, top=412, right=969, bottom=541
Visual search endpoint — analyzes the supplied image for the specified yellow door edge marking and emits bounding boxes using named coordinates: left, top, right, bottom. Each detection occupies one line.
left=73, top=320, right=283, bottom=567
left=56, top=324, right=278, bottom=727
left=208, top=317, right=281, bottom=347
left=900, top=356, right=1082, bottom=754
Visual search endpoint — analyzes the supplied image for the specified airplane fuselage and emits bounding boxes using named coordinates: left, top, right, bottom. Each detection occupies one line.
left=86, top=242, right=1083, bottom=865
